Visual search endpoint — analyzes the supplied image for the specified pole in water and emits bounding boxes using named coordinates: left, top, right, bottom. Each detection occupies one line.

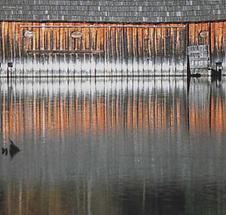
left=187, top=55, right=191, bottom=77
left=7, top=68, right=9, bottom=79
left=7, top=62, right=13, bottom=79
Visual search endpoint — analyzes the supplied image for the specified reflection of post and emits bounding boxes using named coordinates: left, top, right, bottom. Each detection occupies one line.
left=7, top=80, right=11, bottom=140
left=187, top=76, right=190, bottom=94
left=0, top=84, right=2, bottom=146
left=87, top=177, right=92, bottom=215
left=209, top=83, right=212, bottom=133
left=142, top=178, right=146, bottom=211
left=186, top=77, right=190, bottom=133
left=7, top=67, right=9, bottom=79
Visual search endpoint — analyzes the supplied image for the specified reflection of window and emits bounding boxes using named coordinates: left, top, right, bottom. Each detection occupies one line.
left=24, top=30, right=34, bottom=38
left=70, top=31, right=83, bottom=39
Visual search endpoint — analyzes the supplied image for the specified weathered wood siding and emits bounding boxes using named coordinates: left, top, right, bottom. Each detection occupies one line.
left=0, top=21, right=226, bottom=76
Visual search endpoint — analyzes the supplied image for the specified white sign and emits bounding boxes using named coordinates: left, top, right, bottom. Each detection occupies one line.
left=187, top=45, right=209, bottom=69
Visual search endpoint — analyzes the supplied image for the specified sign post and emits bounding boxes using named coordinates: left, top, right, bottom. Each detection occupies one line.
left=187, top=45, right=210, bottom=75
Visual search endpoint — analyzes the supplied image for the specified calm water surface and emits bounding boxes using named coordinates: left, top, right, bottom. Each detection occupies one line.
left=0, top=78, right=226, bottom=215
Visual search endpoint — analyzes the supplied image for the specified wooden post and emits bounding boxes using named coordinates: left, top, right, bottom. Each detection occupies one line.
left=208, top=22, right=212, bottom=68
left=186, top=23, right=191, bottom=77
left=7, top=62, right=13, bottom=79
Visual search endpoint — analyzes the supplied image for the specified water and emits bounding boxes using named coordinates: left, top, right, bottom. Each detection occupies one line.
left=0, top=77, right=226, bottom=215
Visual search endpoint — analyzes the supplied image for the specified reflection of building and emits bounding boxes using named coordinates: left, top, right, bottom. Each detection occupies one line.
left=0, top=78, right=186, bottom=139
left=3, top=180, right=226, bottom=215
left=0, top=79, right=226, bottom=214
left=188, top=78, right=226, bottom=134
left=2, top=181, right=120, bottom=215
left=0, top=78, right=226, bottom=142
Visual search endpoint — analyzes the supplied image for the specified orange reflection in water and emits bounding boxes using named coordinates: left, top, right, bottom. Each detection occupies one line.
left=188, top=80, right=226, bottom=135
left=1, top=79, right=226, bottom=142
left=3, top=182, right=117, bottom=215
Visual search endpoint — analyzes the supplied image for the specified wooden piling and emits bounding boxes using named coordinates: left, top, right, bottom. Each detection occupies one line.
left=186, top=24, right=191, bottom=77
